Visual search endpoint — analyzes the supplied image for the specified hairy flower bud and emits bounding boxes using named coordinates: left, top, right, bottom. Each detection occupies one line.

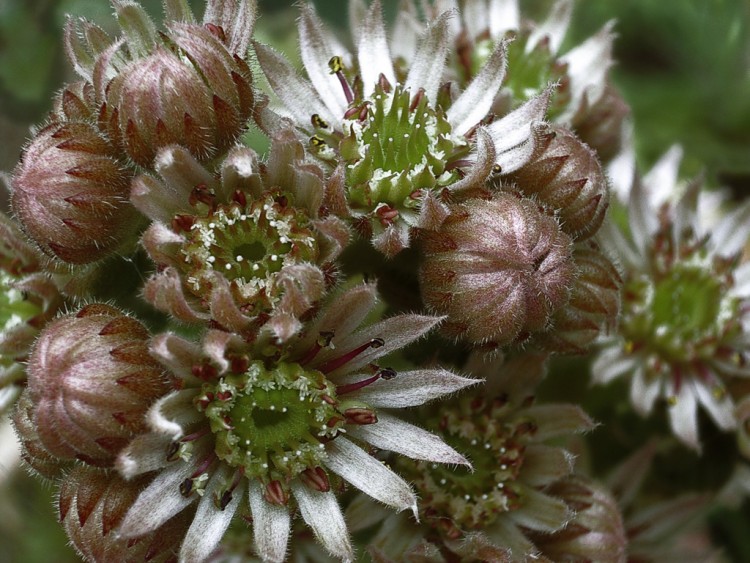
left=59, top=465, right=190, bottom=562
left=507, top=125, right=609, bottom=241
left=420, top=194, right=575, bottom=347
left=26, top=303, right=172, bottom=465
left=100, top=23, right=254, bottom=167
left=532, top=243, right=622, bottom=354
left=11, top=391, right=70, bottom=480
left=570, top=83, right=630, bottom=163
left=531, top=476, right=628, bottom=563
left=11, top=121, right=137, bottom=264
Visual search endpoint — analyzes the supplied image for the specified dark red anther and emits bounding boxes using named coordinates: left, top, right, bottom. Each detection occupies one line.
left=275, top=194, right=288, bottom=208
left=344, top=407, right=378, bottom=425
left=409, top=88, right=425, bottom=112
left=219, top=490, right=233, bottom=510
left=299, top=331, right=335, bottom=366
left=216, top=390, right=232, bottom=401
left=232, top=189, right=247, bottom=207
left=171, top=213, right=196, bottom=233
left=197, top=392, right=215, bottom=410
left=189, top=183, right=215, bottom=207
left=344, top=103, right=368, bottom=121
left=409, top=189, right=424, bottom=200
left=218, top=469, right=244, bottom=510
left=229, top=353, right=250, bottom=374
left=179, top=478, right=194, bottom=497
left=204, top=23, right=227, bottom=43
left=377, top=73, right=392, bottom=93
left=300, top=466, right=331, bottom=492
left=321, top=394, right=337, bottom=406
left=264, top=480, right=290, bottom=506
left=378, top=367, right=397, bottom=380
left=192, top=361, right=219, bottom=381
left=514, top=420, right=538, bottom=437
left=166, top=441, right=180, bottom=462
left=318, top=338, right=385, bottom=374
left=375, top=205, right=399, bottom=226
left=326, top=415, right=345, bottom=428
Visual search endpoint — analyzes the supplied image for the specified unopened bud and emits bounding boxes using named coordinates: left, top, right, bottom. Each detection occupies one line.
left=420, top=193, right=575, bottom=347
left=11, top=122, right=137, bottom=264
left=59, top=465, right=190, bottom=562
left=507, top=125, right=609, bottom=241
left=25, top=304, right=171, bottom=465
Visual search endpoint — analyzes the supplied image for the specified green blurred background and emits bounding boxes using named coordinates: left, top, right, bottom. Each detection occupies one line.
left=0, top=0, right=749, bottom=561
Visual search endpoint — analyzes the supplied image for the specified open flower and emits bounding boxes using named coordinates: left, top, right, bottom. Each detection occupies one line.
left=255, top=0, right=555, bottom=256
left=116, top=283, right=478, bottom=562
left=410, top=0, right=629, bottom=160
left=133, top=129, right=350, bottom=342
left=594, top=148, right=750, bottom=450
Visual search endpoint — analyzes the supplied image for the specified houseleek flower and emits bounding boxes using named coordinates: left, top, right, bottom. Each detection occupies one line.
left=115, top=283, right=478, bottom=562
left=594, top=148, right=750, bottom=450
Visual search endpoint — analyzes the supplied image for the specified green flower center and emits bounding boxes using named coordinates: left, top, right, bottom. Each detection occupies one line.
left=337, top=85, right=464, bottom=217
left=399, top=396, right=535, bottom=534
left=181, top=195, right=318, bottom=311
left=197, top=360, right=343, bottom=484
left=622, top=262, right=740, bottom=363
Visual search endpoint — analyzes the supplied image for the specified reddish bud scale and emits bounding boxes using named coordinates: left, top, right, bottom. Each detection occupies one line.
left=25, top=304, right=172, bottom=466
left=58, top=465, right=190, bottom=562
left=11, top=121, right=137, bottom=264
left=506, top=125, right=609, bottom=241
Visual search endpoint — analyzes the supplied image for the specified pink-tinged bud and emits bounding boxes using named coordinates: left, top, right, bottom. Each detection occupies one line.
left=25, top=303, right=172, bottom=466
left=59, top=465, right=190, bottom=562
left=531, top=476, right=628, bottom=563
left=507, top=125, right=609, bottom=241
left=50, top=81, right=98, bottom=123
left=533, top=243, right=622, bottom=354
left=11, top=122, right=137, bottom=264
left=571, top=83, right=631, bottom=163
left=11, top=391, right=69, bottom=480
left=100, top=23, right=253, bottom=167
left=420, top=193, right=575, bottom=347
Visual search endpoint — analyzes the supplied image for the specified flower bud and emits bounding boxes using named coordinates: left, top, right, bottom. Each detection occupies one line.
left=100, top=23, right=254, bottom=167
left=507, top=125, right=609, bottom=241
left=50, top=80, right=98, bottom=123
left=11, top=391, right=70, bottom=480
left=531, top=476, right=628, bottom=563
left=571, top=83, right=630, bottom=163
left=420, top=193, right=575, bottom=347
left=26, top=303, right=172, bottom=466
left=59, top=465, right=190, bottom=562
left=532, top=243, right=622, bottom=354
left=11, top=121, right=137, bottom=264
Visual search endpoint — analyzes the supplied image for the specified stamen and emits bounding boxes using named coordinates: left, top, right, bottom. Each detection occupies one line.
left=328, top=56, right=354, bottom=104
left=336, top=367, right=396, bottom=395
left=318, top=338, right=384, bottom=374
left=300, top=466, right=331, bottom=492
left=217, top=468, right=245, bottom=510
left=299, top=331, right=335, bottom=366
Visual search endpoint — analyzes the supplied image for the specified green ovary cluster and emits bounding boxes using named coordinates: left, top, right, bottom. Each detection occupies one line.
left=621, top=265, right=740, bottom=363
left=340, top=85, right=463, bottom=216
left=399, top=398, right=529, bottom=533
left=197, top=361, right=343, bottom=484
left=181, top=196, right=318, bottom=311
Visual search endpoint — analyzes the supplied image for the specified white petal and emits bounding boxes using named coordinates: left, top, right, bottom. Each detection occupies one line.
left=730, top=261, right=750, bottom=298
left=596, top=218, right=641, bottom=272
left=291, top=481, right=353, bottom=561
left=147, top=389, right=202, bottom=439
left=447, top=39, right=507, bottom=135
left=325, top=438, right=417, bottom=517
left=591, top=346, right=637, bottom=384
left=299, top=4, right=349, bottom=119
left=347, top=368, right=479, bottom=407
left=667, top=379, right=701, bottom=452
left=486, top=88, right=549, bottom=155
left=489, top=0, right=520, bottom=38
left=607, top=118, right=636, bottom=202
left=180, top=466, right=243, bottom=563
left=509, top=487, right=571, bottom=532
left=346, top=411, right=470, bottom=465
left=116, top=433, right=171, bottom=478
left=710, top=199, right=750, bottom=258
left=118, top=461, right=195, bottom=537
left=254, top=41, right=334, bottom=129
left=317, top=315, right=443, bottom=377
left=527, top=0, right=573, bottom=54
left=692, top=376, right=737, bottom=431
left=630, top=365, right=662, bottom=416
left=643, top=145, right=683, bottom=207
left=404, top=10, right=454, bottom=103
left=389, top=0, right=421, bottom=61
left=248, top=481, right=291, bottom=563
left=628, top=175, right=660, bottom=255
left=449, top=127, right=496, bottom=193
left=358, top=0, right=396, bottom=96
